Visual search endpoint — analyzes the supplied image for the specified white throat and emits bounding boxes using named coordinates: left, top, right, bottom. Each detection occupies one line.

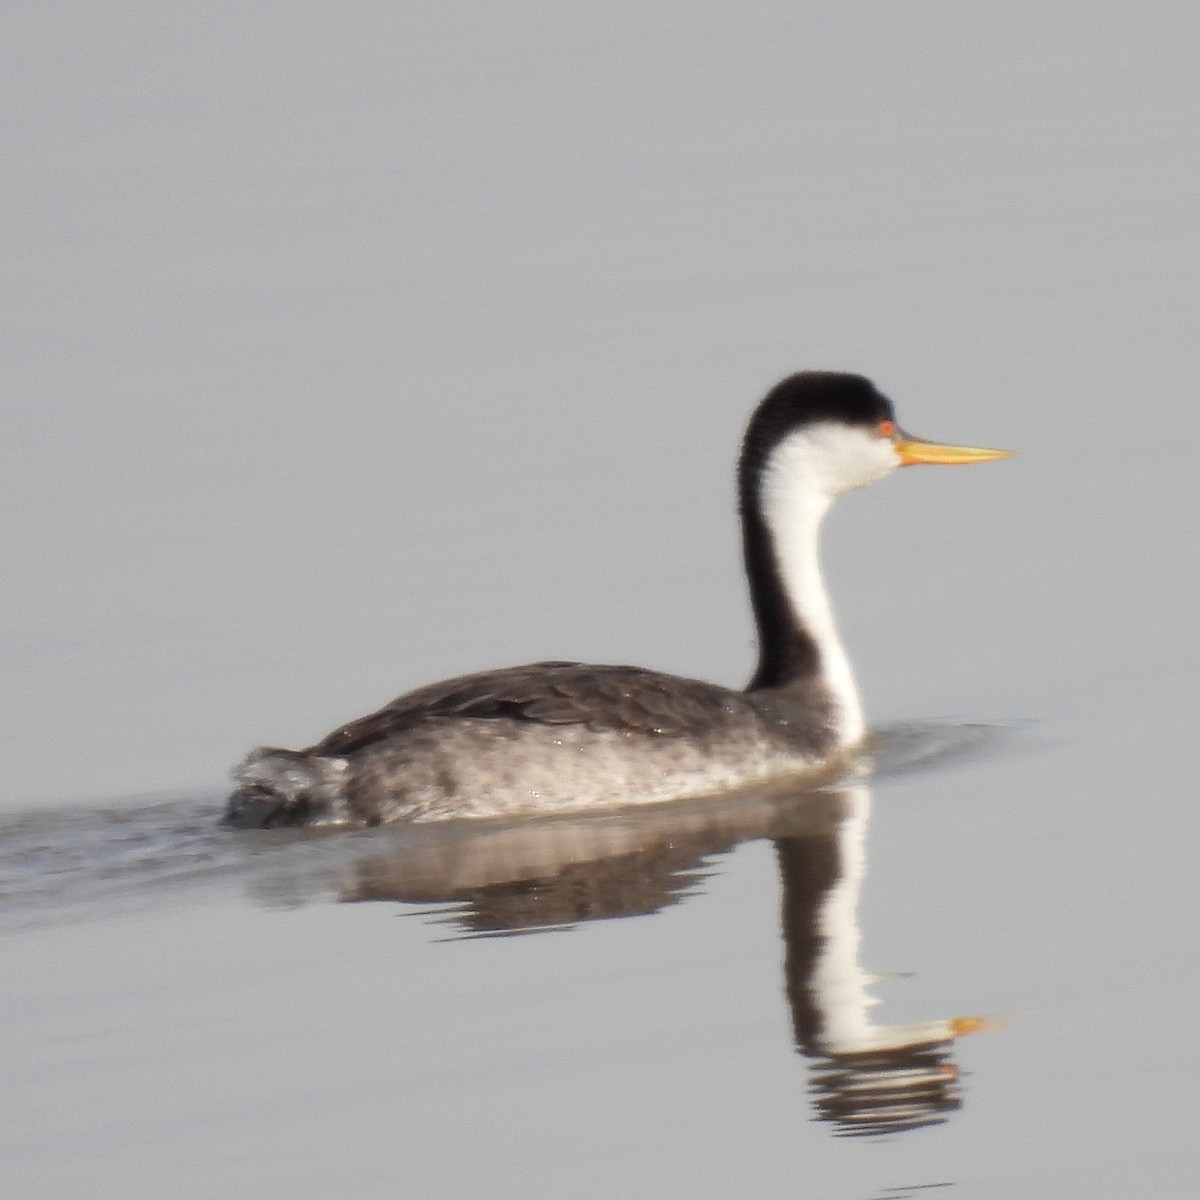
left=756, top=425, right=896, bottom=745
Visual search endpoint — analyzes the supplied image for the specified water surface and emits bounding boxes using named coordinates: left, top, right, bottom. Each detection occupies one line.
left=5, top=3, right=1200, bottom=1197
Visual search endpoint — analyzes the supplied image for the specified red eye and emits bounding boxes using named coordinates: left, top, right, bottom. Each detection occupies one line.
left=878, top=420, right=896, bottom=438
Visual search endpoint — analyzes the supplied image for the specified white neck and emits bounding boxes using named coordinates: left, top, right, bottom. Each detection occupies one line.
left=758, top=430, right=867, bottom=744
left=809, top=784, right=874, bottom=1050
left=809, top=785, right=981, bottom=1055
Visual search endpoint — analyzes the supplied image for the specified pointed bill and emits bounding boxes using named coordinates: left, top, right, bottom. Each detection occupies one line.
left=895, top=433, right=1014, bottom=466
left=950, top=1015, right=1003, bottom=1037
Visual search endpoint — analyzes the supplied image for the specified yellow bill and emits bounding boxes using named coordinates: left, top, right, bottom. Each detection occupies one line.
left=895, top=433, right=1014, bottom=466
left=950, top=1014, right=1003, bottom=1037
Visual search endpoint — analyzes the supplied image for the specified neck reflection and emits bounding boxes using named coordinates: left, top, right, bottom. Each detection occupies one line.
left=324, top=780, right=990, bottom=1136
left=778, top=786, right=986, bottom=1135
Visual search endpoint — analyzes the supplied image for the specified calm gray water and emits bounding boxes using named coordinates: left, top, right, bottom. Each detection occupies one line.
left=5, top=3, right=1200, bottom=1196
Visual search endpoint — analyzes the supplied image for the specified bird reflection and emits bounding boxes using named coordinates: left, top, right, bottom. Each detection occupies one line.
left=777, top=788, right=989, bottom=1135
left=330, top=779, right=991, bottom=1135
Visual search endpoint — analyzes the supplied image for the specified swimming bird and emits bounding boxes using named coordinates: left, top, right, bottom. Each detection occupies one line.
left=224, top=371, right=1010, bottom=828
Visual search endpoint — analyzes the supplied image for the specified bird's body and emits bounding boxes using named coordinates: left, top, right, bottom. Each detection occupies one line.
left=235, top=661, right=843, bottom=825
left=225, top=372, right=1009, bottom=828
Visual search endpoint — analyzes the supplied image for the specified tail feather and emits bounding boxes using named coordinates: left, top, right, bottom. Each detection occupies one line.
left=223, top=748, right=350, bottom=828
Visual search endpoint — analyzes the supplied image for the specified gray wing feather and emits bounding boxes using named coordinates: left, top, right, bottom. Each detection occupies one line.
left=309, top=661, right=746, bottom=757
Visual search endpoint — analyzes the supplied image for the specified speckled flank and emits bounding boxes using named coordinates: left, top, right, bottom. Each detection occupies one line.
left=226, top=659, right=844, bottom=827
left=348, top=716, right=828, bottom=823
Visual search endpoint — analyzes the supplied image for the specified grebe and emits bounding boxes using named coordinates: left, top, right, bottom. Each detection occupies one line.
left=224, top=372, right=1010, bottom=827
